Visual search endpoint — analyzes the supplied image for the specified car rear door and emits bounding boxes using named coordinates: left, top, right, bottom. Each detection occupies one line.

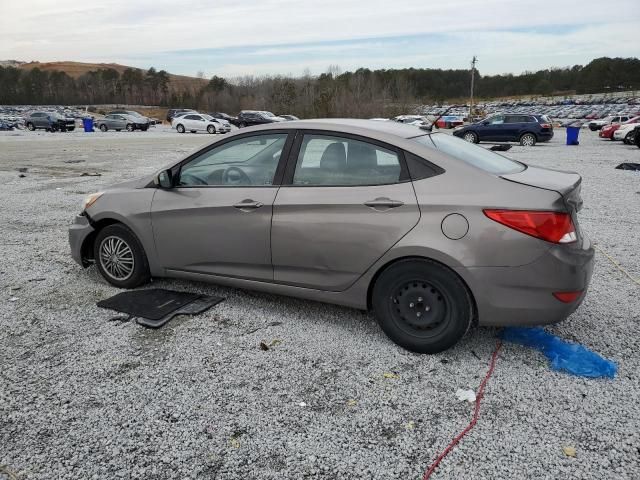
left=150, top=131, right=294, bottom=281
left=271, top=131, right=420, bottom=291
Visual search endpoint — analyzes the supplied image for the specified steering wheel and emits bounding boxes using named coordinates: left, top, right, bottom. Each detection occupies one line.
left=179, top=172, right=208, bottom=186
left=222, top=166, right=252, bottom=186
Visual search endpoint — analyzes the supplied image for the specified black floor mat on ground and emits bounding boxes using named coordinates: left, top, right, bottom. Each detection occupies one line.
left=97, top=288, right=224, bottom=328
left=615, top=162, right=640, bottom=171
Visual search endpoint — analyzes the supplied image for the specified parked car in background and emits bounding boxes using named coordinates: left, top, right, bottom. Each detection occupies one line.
left=208, top=112, right=238, bottom=125
left=236, top=110, right=286, bottom=128
left=392, top=115, right=429, bottom=127
left=69, top=119, right=593, bottom=354
left=95, top=114, right=131, bottom=132
left=25, top=111, right=75, bottom=132
left=279, top=114, right=300, bottom=121
left=435, top=115, right=464, bottom=129
left=171, top=113, right=227, bottom=134
left=167, top=109, right=197, bottom=122
left=453, top=113, right=553, bottom=146
left=107, top=110, right=150, bottom=131
left=599, top=116, right=640, bottom=140
left=588, top=114, right=631, bottom=131
left=613, top=121, right=640, bottom=143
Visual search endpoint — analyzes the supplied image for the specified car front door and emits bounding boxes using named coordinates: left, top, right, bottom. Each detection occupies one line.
left=479, top=114, right=506, bottom=141
left=271, top=132, right=420, bottom=291
left=150, top=131, right=293, bottom=281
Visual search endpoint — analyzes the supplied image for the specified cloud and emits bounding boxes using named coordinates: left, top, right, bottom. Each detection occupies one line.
left=1, top=0, right=638, bottom=76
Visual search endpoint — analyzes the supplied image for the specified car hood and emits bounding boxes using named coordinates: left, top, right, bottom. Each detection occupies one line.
left=104, top=176, right=154, bottom=193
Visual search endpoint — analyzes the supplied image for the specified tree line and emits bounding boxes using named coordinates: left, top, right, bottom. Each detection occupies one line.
left=0, top=57, right=638, bottom=117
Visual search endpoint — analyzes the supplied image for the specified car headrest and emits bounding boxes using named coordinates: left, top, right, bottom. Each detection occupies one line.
left=347, top=142, right=377, bottom=169
left=319, top=142, right=347, bottom=170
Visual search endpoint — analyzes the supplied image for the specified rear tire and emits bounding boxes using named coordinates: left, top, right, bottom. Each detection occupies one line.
left=176, top=124, right=185, bottom=133
left=93, top=224, right=150, bottom=289
left=207, top=125, right=215, bottom=134
left=372, top=259, right=472, bottom=354
left=520, top=132, right=536, bottom=146
left=26, top=122, right=35, bottom=131
left=239, top=122, right=247, bottom=128
left=99, top=124, right=108, bottom=132
left=463, top=131, right=478, bottom=143
left=126, top=123, right=134, bottom=132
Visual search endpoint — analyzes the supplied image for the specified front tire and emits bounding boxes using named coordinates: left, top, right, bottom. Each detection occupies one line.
left=93, top=224, right=150, bottom=289
left=624, top=132, right=633, bottom=144
left=176, top=124, right=185, bottom=133
left=463, top=131, right=478, bottom=143
left=372, top=259, right=472, bottom=354
left=520, top=132, right=537, bottom=146
left=239, top=122, right=247, bottom=128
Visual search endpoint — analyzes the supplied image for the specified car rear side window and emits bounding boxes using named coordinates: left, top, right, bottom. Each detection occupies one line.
left=293, top=134, right=403, bottom=186
left=411, top=133, right=525, bottom=175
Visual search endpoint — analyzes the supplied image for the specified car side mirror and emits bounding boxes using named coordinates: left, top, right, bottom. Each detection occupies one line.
left=155, top=169, right=173, bottom=189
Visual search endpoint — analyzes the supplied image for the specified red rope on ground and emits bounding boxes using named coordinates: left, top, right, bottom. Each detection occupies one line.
left=422, top=341, right=503, bottom=480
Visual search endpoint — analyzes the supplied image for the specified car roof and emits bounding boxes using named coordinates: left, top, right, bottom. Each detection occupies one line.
left=241, top=118, right=428, bottom=139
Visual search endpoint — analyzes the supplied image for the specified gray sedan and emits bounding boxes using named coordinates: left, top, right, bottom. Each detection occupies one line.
left=95, top=114, right=129, bottom=132
left=69, top=120, right=594, bottom=353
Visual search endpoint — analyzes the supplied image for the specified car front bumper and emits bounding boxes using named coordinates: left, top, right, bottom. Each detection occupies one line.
left=458, top=235, right=595, bottom=327
left=69, top=214, right=95, bottom=267
left=613, top=130, right=629, bottom=140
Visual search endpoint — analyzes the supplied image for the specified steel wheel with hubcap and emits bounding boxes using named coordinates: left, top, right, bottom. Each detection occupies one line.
left=520, top=133, right=536, bottom=146
left=372, top=259, right=472, bottom=353
left=93, top=224, right=150, bottom=288
left=463, top=131, right=478, bottom=143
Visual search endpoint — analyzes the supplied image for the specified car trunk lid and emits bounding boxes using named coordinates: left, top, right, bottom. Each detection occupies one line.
left=501, top=165, right=583, bottom=212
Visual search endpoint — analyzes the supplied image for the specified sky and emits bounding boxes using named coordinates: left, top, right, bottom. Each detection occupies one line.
left=2, top=0, right=639, bottom=79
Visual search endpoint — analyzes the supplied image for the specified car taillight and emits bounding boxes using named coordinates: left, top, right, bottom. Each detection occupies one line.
left=540, top=123, right=551, bottom=129
left=483, top=210, right=577, bottom=244
left=553, top=291, right=583, bottom=303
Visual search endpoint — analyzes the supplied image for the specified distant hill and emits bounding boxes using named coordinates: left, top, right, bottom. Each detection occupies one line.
left=16, top=61, right=207, bottom=91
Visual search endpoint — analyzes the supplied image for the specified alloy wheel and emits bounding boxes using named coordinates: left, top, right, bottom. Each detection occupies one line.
left=98, top=236, right=135, bottom=281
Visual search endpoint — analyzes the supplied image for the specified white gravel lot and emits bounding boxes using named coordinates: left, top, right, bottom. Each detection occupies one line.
left=1, top=126, right=639, bottom=480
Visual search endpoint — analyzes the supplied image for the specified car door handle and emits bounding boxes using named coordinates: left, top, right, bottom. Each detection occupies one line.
left=233, top=199, right=263, bottom=210
left=364, top=198, right=404, bottom=209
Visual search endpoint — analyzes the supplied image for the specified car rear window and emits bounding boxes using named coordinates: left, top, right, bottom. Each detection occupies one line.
left=411, top=133, right=525, bottom=175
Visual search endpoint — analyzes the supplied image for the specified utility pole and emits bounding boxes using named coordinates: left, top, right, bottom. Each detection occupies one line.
left=469, top=55, right=477, bottom=121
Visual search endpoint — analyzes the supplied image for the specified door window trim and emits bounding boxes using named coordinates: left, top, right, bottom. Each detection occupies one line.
left=280, top=129, right=411, bottom=187
left=167, top=130, right=295, bottom=189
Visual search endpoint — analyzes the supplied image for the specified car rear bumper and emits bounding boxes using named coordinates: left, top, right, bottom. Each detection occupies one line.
left=538, top=130, right=554, bottom=141
left=69, top=214, right=95, bottom=267
left=457, top=235, right=594, bottom=326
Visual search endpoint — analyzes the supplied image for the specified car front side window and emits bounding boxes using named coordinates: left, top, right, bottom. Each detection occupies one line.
left=179, top=134, right=288, bottom=187
left=292, top=134, right=403, bottom=186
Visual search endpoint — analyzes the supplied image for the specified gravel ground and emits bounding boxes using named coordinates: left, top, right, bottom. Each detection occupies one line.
left=1, top=127, right=639, bottom=480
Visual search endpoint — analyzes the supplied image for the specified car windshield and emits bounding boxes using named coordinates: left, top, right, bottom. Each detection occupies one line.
left=262, top=112, right=275, bottom=117
left=411, top=133, right=525, bottom=175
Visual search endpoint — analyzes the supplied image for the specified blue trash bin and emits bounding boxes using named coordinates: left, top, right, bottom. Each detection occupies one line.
left=82, top=117, right=94, bottom=132
left=566, top=126, right=580, bottom=145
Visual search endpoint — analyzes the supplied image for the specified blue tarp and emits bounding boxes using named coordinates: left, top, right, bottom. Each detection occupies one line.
left=501, top=327, right=617, bottom=379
